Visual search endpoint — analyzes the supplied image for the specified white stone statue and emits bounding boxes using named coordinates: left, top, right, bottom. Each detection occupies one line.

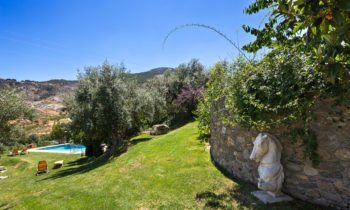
left=250, top=133, right=284, bottom=198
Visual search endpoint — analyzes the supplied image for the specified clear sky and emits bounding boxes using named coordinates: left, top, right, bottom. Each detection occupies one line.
left=0, top=0, right=265, bottom=81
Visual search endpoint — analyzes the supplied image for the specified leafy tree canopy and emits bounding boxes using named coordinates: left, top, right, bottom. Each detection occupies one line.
left=66, top=62, right=152, bottom=156
left=147, top=59, right=207, bottom=125
left=0, top=88, right=34, bottom=149
left=243, top=0, right=350, bottom=86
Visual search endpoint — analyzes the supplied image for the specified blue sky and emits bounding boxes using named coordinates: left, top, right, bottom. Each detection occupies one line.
left=0, top=0, right=265, bottom=81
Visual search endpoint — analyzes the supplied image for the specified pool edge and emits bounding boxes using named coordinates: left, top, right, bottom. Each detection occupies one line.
left=28, top=143, right=85, bottom=154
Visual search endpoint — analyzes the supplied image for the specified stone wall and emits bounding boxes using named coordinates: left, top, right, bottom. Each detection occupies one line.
left=210, top=99, right=350, bottom=209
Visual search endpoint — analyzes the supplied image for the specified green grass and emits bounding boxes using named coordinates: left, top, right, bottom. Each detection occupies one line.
left=0, top=122, right=323, bottom=209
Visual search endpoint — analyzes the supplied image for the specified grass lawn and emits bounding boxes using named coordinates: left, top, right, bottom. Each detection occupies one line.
left=0, top=122, right=323, bottom=209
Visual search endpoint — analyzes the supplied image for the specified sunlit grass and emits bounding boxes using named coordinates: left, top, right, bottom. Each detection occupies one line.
left=0, top=122, right=321, bottom=209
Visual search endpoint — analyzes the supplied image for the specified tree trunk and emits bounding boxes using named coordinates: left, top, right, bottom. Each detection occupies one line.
left=105, top=138, right=127, bottom=157
left=85, top=142, right=103, bottom=157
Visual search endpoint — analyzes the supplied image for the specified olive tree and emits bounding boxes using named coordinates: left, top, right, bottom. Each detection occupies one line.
left=0, top=88, right=34, bottom=151
left=66, top=62, right=153, bottom=156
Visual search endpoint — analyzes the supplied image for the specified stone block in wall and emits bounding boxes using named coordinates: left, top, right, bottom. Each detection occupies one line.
left=303, top=164, right=319, bottom=176
left=335, top=148, right=350, bottom=160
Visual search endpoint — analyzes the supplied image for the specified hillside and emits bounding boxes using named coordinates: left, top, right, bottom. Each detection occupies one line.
left=0, top=68, right=171, bottom=116
left=0, top=122, right=319, bottom=209
left=132, top=67, right=173, bottom=83
left=0, top=68, right=171, bottom=135
left=0, top=79, right=77, bottom=117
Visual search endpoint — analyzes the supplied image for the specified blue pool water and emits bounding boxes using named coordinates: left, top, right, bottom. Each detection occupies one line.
left=38, top=144, right=86, bottom=153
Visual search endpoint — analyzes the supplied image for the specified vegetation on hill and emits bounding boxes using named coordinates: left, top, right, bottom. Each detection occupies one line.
left=132, top=67, right=173, bottom=83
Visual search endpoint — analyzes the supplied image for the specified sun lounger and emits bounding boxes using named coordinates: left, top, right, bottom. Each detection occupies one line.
left=10, top=149, right=19, bottom=156
left=36, top=160, right=49, bottom=175
left=53, top=160, right=64, bottom=169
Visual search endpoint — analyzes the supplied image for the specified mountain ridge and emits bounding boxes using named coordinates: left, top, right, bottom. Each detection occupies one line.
left=0, top=67, right=172, bottom=84
left=131, top=67, right=173, bottom=83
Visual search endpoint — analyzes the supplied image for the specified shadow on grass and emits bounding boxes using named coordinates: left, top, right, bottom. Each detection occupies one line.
left=41, top=134, right=155, bottom=181
left=40, top=156, right=108, bottom=181
left=195, top=157, right=329, bottom=210
left=196, top=191, right=233, bottom=209
left=169, top=117, right=195, bottom=131
left=129, top=137, right=153, bottom=146
left=0, top=203, right=14, bottom=210
left=40, top=147, right=127, bottom=181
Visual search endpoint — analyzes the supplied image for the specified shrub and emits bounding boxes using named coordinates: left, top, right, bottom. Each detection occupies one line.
left=226, top=48, right=324, bottom=131
left=50, top=123, right=71, bottom=144
left=147, top=59, right=207, bottom=127
left=27, top=134, right=39, bottom=144
left=197, top=49, right=325, bottom=164
left=195, top=61, right=233, bottom=140
left=243, top=0, right=350, bottom=89
left=175, top=87, right=203, bottom=114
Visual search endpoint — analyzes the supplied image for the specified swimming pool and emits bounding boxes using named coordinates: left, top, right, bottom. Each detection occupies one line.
left=29, top=144, right=86, bottom=154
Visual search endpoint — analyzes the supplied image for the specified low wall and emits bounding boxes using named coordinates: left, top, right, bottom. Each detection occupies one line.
left=210, top=99, right=350, bottom=209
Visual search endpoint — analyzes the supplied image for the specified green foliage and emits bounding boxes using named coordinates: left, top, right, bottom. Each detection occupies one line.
left=227, top=49, right=324, bottom=163
left=23, top=134, right=53, bottom=147
left=65, top=62, right=155, bottom=156
left=162, top=59, right=206, bottom=105
left=127, top=80, right=166, bottom=134
left=197, top=49, right=325, bottom=163
left=0, top=88, right=34, bottom=148
left=36, top=134, right=54, bottom=147
left=243, top=0, right=350, bottom=88
left=240, top=0, right=350, bottom=163
left=0, top=143, right=6, bottom=154
left=147, top=59, right=207, bottom=126
left=142, top=79, right=168, bottom=124
left=50, top=123, right=71, bottom=144
left=195, top=62, right=233, bottom=139
left=290, top=128, right=320, bottom=165
left=194, top=101, right=209, bottom=139
left=226, top=48, right=323, bottom=130
left=27, top=134, right=39, bottom=144
left=64, top=59, right=206, bottom=156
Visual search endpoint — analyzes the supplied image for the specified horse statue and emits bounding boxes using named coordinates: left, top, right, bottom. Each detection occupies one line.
left=250, top=133, right=284, bottom=197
